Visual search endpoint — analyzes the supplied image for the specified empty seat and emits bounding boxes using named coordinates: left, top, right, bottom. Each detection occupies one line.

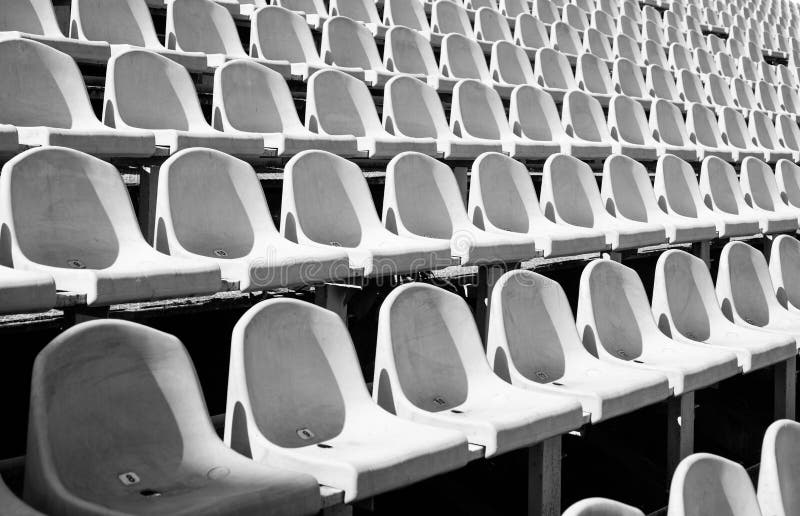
left=652, top=250, right=796, bottom=373
left=373, top=282, right=584, bottom=457
left=776, top=159, right=800, bottom=214
left=591, top=10, right=616, bottom=38
left=305, top=69, right=438, bottom=158
left=740, top=157, right=800, bottom=227
left=667, top=454, right=761, bottom=516
left=1, top=147, right=222, bottom=305
left=576, top=52, right=614, bottom=106
left=329, top=0, right=388, bottom=37
left=715, top=52, right=739, bottom=79
left=384, top=25, right=456, bottom=92
left=563, top=3, right=589, bottom=32
left=584, top=27, right=614, bottom=62
left=740, top=56, right=760, bottom=83
left=561, top=90, right=615, bottom=159
left=576, top=259, right=740, bottom=395
left=514, top=13, right=549, bottom=51
left=669, top=44, right=696, bottom=73
left=602, top=154, right=716, bottom=243
left=679, top=71, right=716, bottom=111
left=490, top=40, right=537, bottom=91
left=533, top=0, right=560, bottom=24
left=612, top=57, right=651, bottom=109
left=487, top=269, right=670, bottom=423
left=648, top=99, right=699, bottom=161
left=440, top=34, right=511, bottom=97
left=383, top=152, right=537, bottom=265
left=321, top=16, right=397, bottom=87
left=0, top=0, right=110, bottom=63
left=166, top=0, right=291, bottom=76
left=432, top=0, right=491, bottom=51
left=719, top=107, right=768, bottom=161
left=645, top=40, right=670, bottom=70
left=769, top=234, right=800, bottom=313
left=225, top=298, right=469, bottom=502
left=551, top=21, right=582, bottom=58
left=757, top=81, right=786, bottom=116
left=694, top=48, right=718, bottom=75
left=731, top=77, right=762, bottom=115
left=383, top=0, right=439, bottom=45
left=0, top=39, right=155, bottom=158
left=500, top=0, right=530, bottom=18
left=563, top=498, right=646, bottom=516
left=540, top=154, right=666, bottom=251
left=273, top=0, right=327, bottom=29
left=686, top=103, right=739, bottom=161
left=646, top=64, right=686, bottom=110
left=758, top=419, right=800, bottom=516
left=536, top=48, right=579, bottom=102
left=614, top=34, right=645, bottom=67
left=383, top=76, right=502, bottom=159
left=23, top=319, right=322, bottom=516
left=281, top=150, right=452, bottom=276
left=475, top=6, right=513, bottom=47
left=607, top=95, right=659, bottom=160
left=70, top=0, right=207, bottom=72
left=779, top=84, right=800, bottom=116
left=705, top=74, right=741, bottom=112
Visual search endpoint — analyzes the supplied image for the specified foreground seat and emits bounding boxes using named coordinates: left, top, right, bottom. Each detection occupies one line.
left=758, top=419, right=800, bottom=516
left=0, top=266, right=56, bottom=315
left=373, top=282, right=584, bottom=457
left=0, top=38, right=155, bottom=158
left=769, top=235, right=800, bottom=313
left=563, top=498, right=645, bottom=516
left=281, top=150, right=452, bottom=277
left=23, top=319, right=321, bottom=516
left=225, top=298, right=469, bottom=503
left=667, top=454, right=761, bottom=516
left=540, top=154, right=666, bottom=251
left=652, top=250, right=796, bottom=373
left=0, top=147, right=222, bottom=306
left=487, top=270, right=670, bottom=423
left=739, top=157, right=800, bottom=228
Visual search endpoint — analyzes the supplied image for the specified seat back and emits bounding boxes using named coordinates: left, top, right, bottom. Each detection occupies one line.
left=452, top=79, right=510, bottom=140
left=647, top=64, right=682, bottom=103
left=469, top=152, right=541, bottom=233
left=601, top=153, right=658, bottom=222
left=491, top=40, right=535, bottom=85
left=167, top=0, right=244, bottom=56
left=475, top=7, right=512, bottom=42
left=274, top=0, right=326, bottom=18
left=0, top=0, right=63, bottom=35
left=510, top=85, right=564, bottom=141
left=551, top=21, right=581, bottom=55
left=776, top=159, right=800, bottom=207
left=706, top=73, right=736, bottom=108
left=563, top=498, right=645, bottom=516
left=383, top=0, right=430, bottom=32
left=383, top=76, right=448, bottom=139
left=777, top=115, right=800, bottom=152
left=577, top=52, right=613, bottom=95
left=514, top=13, right=548, bottom=49
left=700, top=156, right=748, bottom=215
left=542, top=153, right=601, bottom=227
left=749, top=111, right=782, bottom=151
left=251, top=6, right=321, bottom=64
left=432, top=0, right=474, bottom=37
left=533, top=0, right=560, bottom=24
left=585, top=27, right=613, bottom=61
left=687, top=103, right=724, bottom=148
left=384, top=25, right=438, bottom=76
left=719, top=107, right=752, bottom=149
left=534, top=48, right=577, bottom=90
left=440, top=33, right=491, bottom=81
left=500, top=0, right=529, bottom=18
left=563, top=90, right=610, bottom=142
left=614, top=34, right=644, bottom=65
left=329, top=0, right=381, bottom=24
left=609, top=95, right=651, bottom=146
left=72, top=0, right=159, bottom=47
left=613, top=58, right=647, bottom=98
left=758, top=420, right=800, bottom=516
left=306, top=69, right=380, bottom=137
left=731, top=77, right=760, bottom=111
left=740, top=157, right=781, bottom=211
left=679, top=70, right=710, bottom=104
left=654, top=155, right=704, bottom=218
left=323, top=16, right=383, bottom=71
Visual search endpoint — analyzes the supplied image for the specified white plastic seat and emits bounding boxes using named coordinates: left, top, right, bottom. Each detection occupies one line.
left=758, top=81, right=787, bottom=116
left=647, top=64, right=686, bottom=110
left=750, top=112, right=797, bottom=162
left=584, top=26, right=614, bottom=62
left=591, top=10, right=616, bottom=39
left=770, top=234, right=800, bottom=313
left=719, top=107, right=768, bottom=161
left=440, top=33, right=512, bottom=97
left=384, top=75, right=501, bottom=159
left=563, top=3, right=589, bottom=32
left=533, top=0, right=560, bottom=24
left=384, top=25, right=456, bottom=92
left=373, top=282, right=585, bottom=457
left=644, top=20, right=666, bottom=48
left=563, top=498, right=645, bottom=516
left=740, top=157, right=800, bottom=228
left=645, top=40, right=670, bottom=70
left=705, top=74, right=741, bottom=112
left=225, top=298, right=470, bottom=503
left=666, top=25, right=687, bottom=48
left=104, top=49, right=264, bottom=157
left=686, top=103, right=739, bottom=161
left=0, top=0, right=110, bottom=64
left=561, top=90, right=615, bottom=159
left=758, top=419, right=800, bottom=516
left=432, top=0, right=492, bottom=52
left=0, top=38, right=155, bottom=158
left=487, top=269, right=670, bottom=423
left=776, top=159, right=800, bottom=214
left=614, top=34, right=645, bottom=67
left=669, top=44, right=697, bottom=73
left=490, top=40, right=536, bottom=91
left=540, top=154, right=666, bottom=251
left=329, top=0, right=388, bottom=37
left=652, top=250, right=796, bottom=373
left=775, top=115, right=800, bottom=160
left=577, top=260, right=740, bottom=395
left=551, top=21, right=582, bottom=58
left=533, top=48, right=578, bottom=103
left=715, top=53, right=738, bottom=79
left=281, top=150, right=451, bottom=276
left=383, top=0, right=439, bottom=45
left=694, top=48, right=718, bottom=75
left=475, top=6, right=513, bottom=47
left=576, top=52, right=614, bottom=106
left=305, top=69, right=438, bottom=158
left=321, top=16, right=398, bottom=87
left=24, top=319, right=322, bottom=516
left=618, top=14, right=641, bottom=42
left=649, top=99, right=700, bottom=161
left=612, top=57, right=651, bottom=109
left=607, top=95, right=659, bottom=160
left=273, top=0, right=327, bottom=29
left=779, top=84, right=800, bottom=116
left=732, top=78, right=765, bottom=116
left=0, top=147, right=222, bottom=305
left=602, top=154, right=716, bottom=244
left=212, top=60, right=359, bottom=157
left=451, top=79, right=559, bottom=159
left=762, top=61, right=780, bottom=85
left=500, top=0, right=530, bottom=18
left=679, top=71, right=717, bottom=112
left=667, top=454, right=762, bottom=516
left=514, top=13, right=549, bottom=51
left=740, top=56, right=760, bottom=83
left=385, top=151, right=537, bottom=265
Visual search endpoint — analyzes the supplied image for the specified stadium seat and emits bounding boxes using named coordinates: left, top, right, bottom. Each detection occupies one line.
left=652, top=250, right=796, bottom=373
left=212, top=61, right=359, bottom=157
left=706, top=74, right=743, bottom=113
left=451, top=79, right=559, bottom=159
left=475, top=6, right=513, bottom=47
left=514, top=13, right=549, bottom=52
left=500, top=0, right=530, bottom=18
left=306, top=69, right=438, bottom=158
left=719, top=107, right=768, bottom=161
left=154, top=148, right=352, bottom=291
left=0, top=39, right=155, bottom=158
left=669, top=44, right=696, bottom=74
left=487, top=269, right=670, bottom=423
left=612, top=57, right=652, bottom=109
left=758, top=419, right=800, bottom=516
left=432, top=0, right=492, bottom=52
left=607, top=95, right=659, bottom=160
left=0, top=0, right=110, bottom=64
left=468, top=152, right=607, bottom=257
left=563, top=3, right=589, bottom=32
left=540, top=154, right=666, bottom=251
left=715, top=53, right=739, bottom=79
left=686, top=103, right=739, bottom=161
left=648, top=100, right=699, bottom=161
left=740, top=157, right=800, bottom=227
left=740, top=56, right=760, bottom=83
left=383, top=76, right=502, bottom=159
left=776, top=159, right=800, bottom=214
left=779, top=84, right=800, bottom=117
left=615, top=34, right=646, bottom=67
left=679, top=71, right=717, bottom=112
left=533, top=0, right=560, bottom=25
left=250, top=6, right=365, bottom=82
left=23, top=319, right=322, bottom=516
left=592, top=10, right=616, bottom=38
left=646, top=64, right=687, bottom=111
left=561, top=90, right=615, bottom=159
left=584, top=27, right=614, bottom=62
left=384, top=26, right=457, bottom=92
left=601, top=154, right=717, bottom=244
left=577, top=259, right=740, bottom=395
left=769, top=234, right=800, bottom=313
left=667, top=454, right=761, bottom=516
left=576, top=52, right=614, bottom=106
left=384, top=152, right=537, bottom=265
left=373, top=282, right=585, bottom=457
left=0, top=266, right=56, bottom=315
left=562, top=498, right=646, bottom=516
left=695, top=48, right=718, bottom=75
left=0, top=147, right=222, bottom=306
left=654, top=154, right=760, bottom=238
left=749, top=111, right=796, bottom=163
left=533, top=48, right=578, bottom=103
left=224, top=298, right=470, bottom=503
left=70, top=0, right=207, bottom=72
left=440, top=34, right=510, bottom=97
left=166, top=0, right=291, bottom=76
left=329, top=0, right=388, bottom=37
left=551, top=21, right=582, bottom=58
left=321, top=16, right=397, bottom=87
left=776, top=116, right=800, bottom=160
left=104, top=50, right=264, bottom=157
left=644, top=40, right=670, bottom=70
left=383, top=0, right=440, bottom=46
left=757, top=81, right=787, bottom=117
left=273, top=0, right=327, bottom=29
left=0, top=475, right=43, bottom=515
left=489, top=40, right=536, bottom=91
left=281, top=150, right=452, bottom=277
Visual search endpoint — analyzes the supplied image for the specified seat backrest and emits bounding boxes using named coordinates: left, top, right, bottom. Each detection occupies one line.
left=609, top=94, right=652, bottom=146
left=740, top=56, right=759, bottom=82
left=613, top=57, right=647, bottom=98
left=654, top=154, right=704, bottom=219
left=384, top=26, right=438, bottom=76
left=585, top=27, right=613, bottom=61
left=541, top=153, right=601, bottom=227
left=251, top=5, right=321, bottom=64
left=329, top=0, right=381, bottom=24
left=601, top=153, right=659, bottom=222
left=306, top=69, right=381, bottom=137
left=758, top=419, right=800, bottom=516
left=275, top=0, right=326, bottom=17
left=668, top=454, right=762, bottom=516
left=591, top=10, right=615, bottom=37
left=510, top=85, right=565, bottom=141
left=563, top=498, right=645, bottom=516
left=440, top=33, right=491, bottom=81
left=167, top=0, right=245, bottom=56
left=619, top=14, right=641, bottom=40
left=615, top=34, right=644, bottom=65
left=563, top=3, right=589, bottom=31
left=694, top=48, right=717, bottom=75
left=475, top=7, right=512, bottom=42
left=777, top=159, right=800, bottom=209
left=533, top=0, right=560, bottom=24
left=670, top=43, right=696, bottom=72
left=383, top=76, right=448, bottom=139
left=491, top=40, right=535, bottom=85
left=719, top=107, right=751, bottom=149
left=322, top=16, right=383, bottom=71
left=577, top=52, right=613, bottom=95
left=0, top=0, right=63, bottom=35
left=776, top=115, right=800, bottom=152
left=740, top=156, right=781, bottom=211
left=72, top=0, right=160, bottom=47
left=563, top=90, right=611, bottom=142
left=687, top=103, right=724, bottom=147
left=771, top=235, right=800, bottom=311
left=534, top=48, right=578, bottom=89
left=666, top=25, right=687, bottom=47
left=757, top=81, right=782, bottom=112
left=514, top=13, right=548, bottom=48
left=700, top=156, right=748, bottom=215
left=644, top=20, right=665, bottom=46
left=431, top=0, right=474, bottom=36
left=645, top=40, right=669, bottom=69
left=647, top=64, right=681, bottom=102
left=551, top=21, right=582, bottom=55
left=383, top=0, right=430, bottom=32
left=731, top=77, right=759, bottom=111
left=451, top=79, right=510, bottom=140
left=500, top=0, right=530, bottom=18
left=780, top=84, right=800, bottom=113
left=749, top=110, right=782, bottom=151
left=679, top=70, right=710, bottom=104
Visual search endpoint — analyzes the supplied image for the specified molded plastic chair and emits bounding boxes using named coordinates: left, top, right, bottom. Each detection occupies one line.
left=225, top=298, right=470, bottom=503
left=104, top=49, right=263, bottom=156
left=329, top=0, right=388, bottom=37
left=608, top=95, right=659, bottom=160
left=281, top=150, right=452, bottom=277
left=500, top=0, right=530, bottom=18
left=584, top=26, right=614, bottom=62
left=776, top=117, right=800, bottom=160
left=679, top=71, right=716, bottom=112
left=23, top=319, right=322, bottom=516
left=647, top=64, right=686, bottom=110
left=0, top=39, right=155, bottom=158
left=694, top=48, right=718, bottom=75
left=0, top=147, right=222, bottom=305
left=740, top=157, right=800, bottom=227
left=749, top=110, right=796, bottom=163
left=757, top=419, right=800, bottom=516
left=273, top=0, right=328, bottom=29
left=716, top=53, right=739, bottom=79
left=577, top=260, right=740, bottom=395
left=540, top=154, right=666, bottom=251
left=563, top=3, right=589, bottom=32
left=731, top=77, right=762, bottom=115
left=669, top=44, right=696, bottom=73
left=706, top=74, right=741, bottom=112
left=561, top=90, right=615, bottom=159
left=383, top=0, right=439, bottom=45
left=779, top=85, right=800, bottom=117
left=533, top=0, right=560, bottom=25
left=648, top=99, right=699, bottom=161
left=384, top=76, right=502, bottom=159
left=614, top=34, right=645, bottom=67
left=305, top=69, right=438, bottom=158
left=645, top=40, right=670, bottom=70
left=321, top=16, right=397, bottom=87
left=533, top=48, right=578, bottom=103
left=563, top=498, right=646, bottom=516
left=602, top=154, right=716, bottom=243
left=769, top=234, right=800, bottom=314
left=373, top=282, right=585, bottom=457
left=576, top=52, right=614, bottom=106
left=432, top=0, right=491, bottom=51
left=514, top=13, right=549, bottom=51
left=487, top=269, right=670, bottom=423
left=776, top=159, right=800, bottom=213
left=475, top=6, right=513, bottom=47
left=612, top=57, right=651, bottom=109
left=212, top=60, right=359, bottom=157
left=757, top=81, right=787, bottom=116
left=490, top=40, right=536, bottom=91
left=384, top=152, right=537, bottom=265
left=591, top=10, right=616, bottom=38
left=440, top=34, right=510, bottom=97
left=652, top=250, right=796, bottom=373
left=0, top=0, right=110, bottom=63
left=719, top=107, right=768, bottom=161
left=667, top=454, right=762, bottom=516
left=686, top=103, right=739, bottom=161
left=551, top=21, right=582, bottom=58
left=384, top=26, right=456, bottom=92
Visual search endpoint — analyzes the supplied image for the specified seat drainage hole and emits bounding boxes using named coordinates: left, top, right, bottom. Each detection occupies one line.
left=552, top=382, right=564, bottom=386
left=633, top=360, right=644, bottom=364
left=317, top=443, right=333, bottom=449
left=139, top=489, right=161, bottom=497
left=451, top=409, right=464, bottom=414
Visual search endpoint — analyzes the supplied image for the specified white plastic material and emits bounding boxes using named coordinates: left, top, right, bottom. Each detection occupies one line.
left=514, top=13, right=549, bottom=51
left=563, top=498, right=646, bottom=516
left=273, top=0, right=328, bottom=29
left=224, top=298, right=469, bottom=503
left=551, top=21, right=582, bottom=58
left=718, top=107, right=768, bottom=161
left=757, top=419, right=800, bottom=516
left=686, top=103, right=738, bottom=162
left=281, top=150, right=452, bottom=277
left=561, top=90, right=615, bottom=159
left=440, top=34, right=511, bottom=97
left=615, top=34, right=645, bottom=67
left=432, top=0, right=491, bottom=51
left=667, top=454, right=762, bottom=516
left=749, top=111, right=795, bottom=163
left=329, top=0, right=388, bottom=37
left=739, top=157, right=800, bottom=228
left=612, top=57, right=652, bottom=109
left=776, top=159, right=800, bottom=213
left=321, top=16, right=397, bottom=87
left=607, top=95, right=659, bottom=160
left=383, top=152, right=537, bottom=265
left=648, top=99, right=700, bottom=161
left=576, top=52, right=614, bottom=106
left=383, top=26, right=456, bottom=92
left=501, top=0, right=530, bottom=18
left=533, top=48, right=578, bottom=103
left=770, top=234, right=800, bottom=313
left=646, top=64, right=686, bottom=110
left=0, top=266, right=55, bottom=315
left=487, top=270, right=670, bottom=423
left=576, top=259, right=740, bottom=395
left=373, top=282, right=585, bottom=457
left=383, top=0, right=438, bottom=45
left=705, top=73, right=741, bottom=112
left=475, top=7, right=513, bottom=46
left=489, top=40, right=536, bottom=91
left=585, top=27, right=613, bottom=62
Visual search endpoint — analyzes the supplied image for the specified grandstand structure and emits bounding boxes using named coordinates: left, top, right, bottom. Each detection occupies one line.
left=4, top=0, right=800, bottom=514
